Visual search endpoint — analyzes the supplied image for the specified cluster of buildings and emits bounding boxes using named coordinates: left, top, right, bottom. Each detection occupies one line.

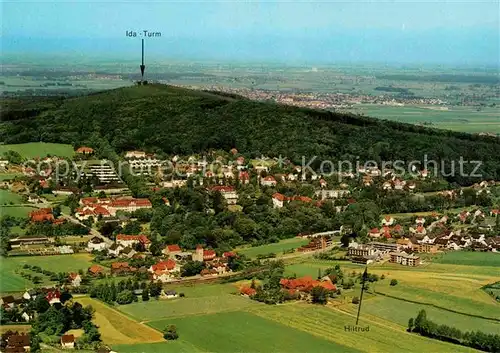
left=75, top=196, right=152, bottom=221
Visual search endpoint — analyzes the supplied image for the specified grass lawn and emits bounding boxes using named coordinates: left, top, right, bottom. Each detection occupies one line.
left=0, top=189, right=24, bottom=205
left=0, top=173, right=23, bottom=181
left=0, top=205, right=38, bottom=218
left=349, top=296, right=500, bottom=335
left=117, top=293, right=258, bottom=321
left=0, top=254, right=94, bottom=292
left=76, top=297, right=164, bottom=345
left=431, top=251, right=500, bottom=267
left=112, top=341, right=203, bottom=353
left=247, top=303, right=475, bottom=353
left=0, top=142, right=74, bottom=159
left=236, top=238, right=309, bottom=258
left=147, top=310, right=357, bottom=353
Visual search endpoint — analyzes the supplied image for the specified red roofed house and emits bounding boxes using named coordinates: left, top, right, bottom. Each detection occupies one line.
left=45, top=290, right=61, bottom=305
left=240, top=286, right=257, bottom=297
left=290, top=196, right=312, bottom=203
left=381, top=226, right=392, bottom=239
left=413, top=225, right=427, bottom=236
left=280, top=276, right=337, bottom=294
left=149, top=259, right=179, bottom=281
left=260, top=176, right=277, bottom=187
left=192, top=245, right=217, bottom=262
left=116, top=234, right=151, bottom=249
left=319, top=179, right=327, bottom=188
left=30, top=208, right=54, bottom=223
left=88, top=265, right=104, bottom=276
left=209, top=185, right=238, bottom=205
left=381, top=216, right=395, bottom=226
left=163, top=244, right=182, bottom=258
left=223, top=251, right=237, bottom=258
left=61, top=334, right=75, bottom=349
left=68, top=273, right=82, bottom=287
left=111, top=262, right=136, bottom=275
left=76, top=146, right=94, bottom=155
left=238, top=171, right=250, bottom=184
left=369, top=228, right=381, bottom=238
left=272, top=192, right=287, bottom=208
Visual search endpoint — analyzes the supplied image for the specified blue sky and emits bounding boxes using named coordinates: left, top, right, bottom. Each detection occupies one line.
left=2, top=0, right=499, bottom=65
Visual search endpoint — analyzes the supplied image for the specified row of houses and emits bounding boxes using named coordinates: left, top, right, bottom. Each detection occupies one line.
left=76, top=197, right=152, bottom=220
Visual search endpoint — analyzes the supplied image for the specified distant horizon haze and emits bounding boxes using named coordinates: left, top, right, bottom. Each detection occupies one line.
left=2, top=1, right=499, bottom=66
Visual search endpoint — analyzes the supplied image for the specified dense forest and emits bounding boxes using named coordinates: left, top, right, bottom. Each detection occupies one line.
left=1, top=84, right=499, bottom=185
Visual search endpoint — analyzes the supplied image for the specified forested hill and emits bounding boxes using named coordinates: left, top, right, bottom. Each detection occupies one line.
left=1, top=84, right=499, bottom=184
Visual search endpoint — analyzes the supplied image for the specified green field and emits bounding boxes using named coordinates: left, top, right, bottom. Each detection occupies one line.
left=0, top=189, right=23, bottom=205
left=247, top=303, right=474, bottom=353
left=236, top=238, right=309, bottom=258
left=0, top=205, right=37, bottom=218
left=349, top=104, right=500, bottom=134
left=0, top=142, right=74, bottom=159
left=356, top=296, right=500, bottom=334
left=117, top=293, right=256, bottom=321
left=0, top=173, right=23, bottom=181
left=0, top=254, right=94, bottom=292
left=147, top=311, right=357, bottom=353
left=431, top=251, right=500, bottom=267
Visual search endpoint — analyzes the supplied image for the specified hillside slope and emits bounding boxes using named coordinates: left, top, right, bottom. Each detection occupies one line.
left=1, top=84, right=499, bottom=184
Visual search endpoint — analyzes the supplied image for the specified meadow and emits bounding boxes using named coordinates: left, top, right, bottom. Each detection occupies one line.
left=345, top=295, right=500, bottom=334
left=147, top=311, right=356, bottom=353
left=76, top=297, right=164, bottom=345
left=236, top=237, right=309, bottom=258
left=117, top=292, right=256, bottom=321
left=430, top=251, right=500, bottom=267
left=0, top=189, right=24, bottom=205
left=0, top=206, right=37, bottom=218
left=349, top=104, right=500, bottom=134
left=0, top=254, right=94, bottom=292
left=0, top=142, right=74, bottom=159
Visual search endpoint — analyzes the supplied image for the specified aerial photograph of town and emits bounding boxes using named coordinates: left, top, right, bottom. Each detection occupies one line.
left=0, top=1, right=499, bottom=353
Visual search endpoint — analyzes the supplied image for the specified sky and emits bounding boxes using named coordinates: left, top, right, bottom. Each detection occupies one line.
left=2, top=0, right=499, bottom=65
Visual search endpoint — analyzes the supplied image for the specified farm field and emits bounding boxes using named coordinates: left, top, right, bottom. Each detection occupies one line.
left=0, top=205, right=37, bottom=218
left=147, top=310, right=357, bottom=353
left=430, top=251, right=500, bottom=267
left=0, top=189, right=24, bottom=205
left=0, top=142, right=75, bottom=159
left=76, top=296, right=164, bottom=345
left=0, top=254, right=94, bottom=292
left=344, top=295, right=500, bottom=334
left=117, top=292, right=257, bottom=321
left=348, top=104, right=500, bottom=134
left=0, top=324, right=31, bottom=334
left=236, top=237, right=309, bottom=258
left=247, top=303, right=475, bottom=353
left=0, top=173, right=23, bottom=181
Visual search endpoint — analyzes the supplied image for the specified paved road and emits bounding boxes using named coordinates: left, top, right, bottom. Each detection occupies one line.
left=61, top=212, right=113, bottom=245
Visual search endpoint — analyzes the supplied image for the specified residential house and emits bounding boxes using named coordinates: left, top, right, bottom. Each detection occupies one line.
left=68, top=273, right=82, bottom=287
left=5, top=332, right=31, bottom=352
left=260, top=176, right=277, bottom=187
left=108, top=198, right=152, bottom=215
left=1, top=295, right=16, bottom=309
left=76, top=146, right=94, bottom=155
left=163, top=290, right=178, bottom=299
left=381, top=216, right=395, bottom=226
left=108, top=243, right=124, bottom=257
left=87, top=236, right=109, bottom=252
left=272, top=193, right=287, bottom=208
left=125, top=150, right=147, bottom=159
left=368, top=228, right=381, bottom=238
left=116, top=234, right=151, bottom=249
left=46, top=290, right=61, bottom=305
left=61, top=334, right=75, bottom=349
left=209, top=185, right=238, bottom=205
left=163, top=244, right=182, bottom=258
left=88, top=265, right=104, bottom=276
left=238, top=171, right=250, bottom=184
left=111, top=262, right=136, bottom=275
left=23, top=289, right=37, bottom=301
